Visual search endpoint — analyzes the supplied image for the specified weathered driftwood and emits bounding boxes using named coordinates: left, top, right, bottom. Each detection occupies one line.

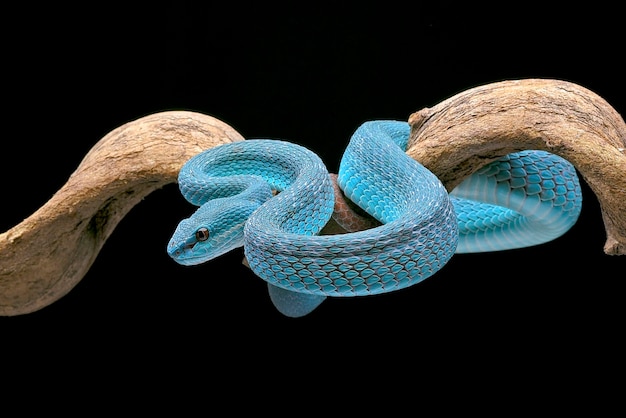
left=1, top=79, right=624, bottom=316
left=406, top=79, right=626, bottom=256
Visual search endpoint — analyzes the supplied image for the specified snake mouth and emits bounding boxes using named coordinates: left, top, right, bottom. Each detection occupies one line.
left=169, top=246, right=207, bottom=266
left=167, top=238, right=199, bottom=264
left=168, top=234, right=240, bottom=266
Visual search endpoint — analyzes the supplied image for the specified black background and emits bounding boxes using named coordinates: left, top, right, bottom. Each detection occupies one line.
left=2, top=2, right=624, bottom=393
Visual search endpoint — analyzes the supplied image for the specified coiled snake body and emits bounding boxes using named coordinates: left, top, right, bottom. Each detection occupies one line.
left=167, top=120, right=582, bottom=317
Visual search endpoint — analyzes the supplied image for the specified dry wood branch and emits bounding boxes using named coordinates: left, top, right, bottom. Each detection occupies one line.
left=1, top=79, right=624, bottom=316
left=0, top=111, right=244, bottom=315
left=406, top=79, right=626, bottom=256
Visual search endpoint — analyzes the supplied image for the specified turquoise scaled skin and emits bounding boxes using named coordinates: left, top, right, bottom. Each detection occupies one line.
left=167, top=121, right=582, bottom=317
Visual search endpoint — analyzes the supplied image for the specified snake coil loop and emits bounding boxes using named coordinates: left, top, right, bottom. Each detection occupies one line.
left=168, top=120, right=582, bottom=317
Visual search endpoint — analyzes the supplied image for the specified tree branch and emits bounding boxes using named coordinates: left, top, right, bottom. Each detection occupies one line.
left=0, top=111, right=244, bottom=315
left=406, top=79, right=626, bottom=255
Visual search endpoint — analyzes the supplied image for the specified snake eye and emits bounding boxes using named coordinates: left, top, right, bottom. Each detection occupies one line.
left=195, top=227, right=209, bottom=242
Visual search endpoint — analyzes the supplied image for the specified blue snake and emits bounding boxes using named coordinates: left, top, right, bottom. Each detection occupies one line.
left=167, top=120, right=582, bottom=317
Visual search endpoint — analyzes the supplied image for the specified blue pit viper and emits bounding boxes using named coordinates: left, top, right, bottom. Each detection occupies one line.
left=167, top=120, right=582, bottom=317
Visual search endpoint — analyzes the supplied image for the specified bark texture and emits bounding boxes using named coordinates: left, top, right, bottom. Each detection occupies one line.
left=405, top=79, right=626, bottom=256
left=1, top=79, right=624, bottom=316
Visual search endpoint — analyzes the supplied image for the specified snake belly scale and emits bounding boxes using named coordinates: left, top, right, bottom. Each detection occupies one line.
left=167, top=120, right=582, bottom=317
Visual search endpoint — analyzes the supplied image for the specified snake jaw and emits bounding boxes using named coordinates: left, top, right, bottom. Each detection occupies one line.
left=168, top=231, right=245, bottom=266
left=168, top=240, right=215, bottom=266
left=167, top=236, right=200, bottom=266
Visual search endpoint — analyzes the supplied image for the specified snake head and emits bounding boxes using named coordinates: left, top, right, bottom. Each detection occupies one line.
left=167, top=198, right=259, bottom=266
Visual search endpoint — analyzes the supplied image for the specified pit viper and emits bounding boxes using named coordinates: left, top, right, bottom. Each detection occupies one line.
left=167, top=120, right=582, bottom=317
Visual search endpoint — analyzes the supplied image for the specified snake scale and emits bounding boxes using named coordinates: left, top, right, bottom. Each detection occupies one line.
left=167, top=120, right=582, bottom=317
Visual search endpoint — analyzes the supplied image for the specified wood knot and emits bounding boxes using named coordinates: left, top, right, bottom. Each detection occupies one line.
left=408, top=107, right=431, bottom=131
